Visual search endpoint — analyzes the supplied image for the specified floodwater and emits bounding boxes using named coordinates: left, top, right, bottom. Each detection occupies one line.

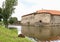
left=8, top=25, right=22, bottom=35
left=8, top=25, right=60, bottom=42
left=21, top=25, right=60, bottom=42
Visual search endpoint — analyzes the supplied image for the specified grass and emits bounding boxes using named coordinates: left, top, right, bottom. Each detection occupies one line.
left=0, top=25, right=33, bottom=42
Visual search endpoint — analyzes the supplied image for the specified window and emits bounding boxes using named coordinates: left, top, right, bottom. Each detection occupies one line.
left=39, top=20, right=42, bottom=23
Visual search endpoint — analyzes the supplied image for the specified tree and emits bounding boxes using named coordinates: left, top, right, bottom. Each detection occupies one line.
left=9, top=17, right=18, bottom=24
left=0, top=8, right=3, bottom=21
left=0, top=8, right=2, bottom=13
left=2, top=0, right=17, bottom=28
left=0, top=15, right=2, bottom=21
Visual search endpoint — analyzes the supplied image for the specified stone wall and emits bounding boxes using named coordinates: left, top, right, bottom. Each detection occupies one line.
left=34, top=13, right=51, bottom=23
left=21, top=14, right=35, bottom=25
left=51, top=15, right=60, bottom=25
left=21, top=13, right=51, bottom=25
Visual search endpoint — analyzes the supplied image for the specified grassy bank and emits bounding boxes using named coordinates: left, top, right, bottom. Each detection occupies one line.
left=0, top=25, right=33, bottom=42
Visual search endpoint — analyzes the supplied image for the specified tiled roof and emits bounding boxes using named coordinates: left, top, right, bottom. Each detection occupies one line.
left=22, top=10, right=60, bottom=17
left=22, top=12, right=36, bottom=17
left=36, top=10, right=60, bottom=15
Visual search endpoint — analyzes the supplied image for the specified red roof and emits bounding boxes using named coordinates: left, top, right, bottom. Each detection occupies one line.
left=22, top=10, right=60, bottom=17
left=36, top=10, right=60, bottom=15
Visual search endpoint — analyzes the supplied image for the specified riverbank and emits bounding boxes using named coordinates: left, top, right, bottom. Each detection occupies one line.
left=0, top=25, right=33, bottom=42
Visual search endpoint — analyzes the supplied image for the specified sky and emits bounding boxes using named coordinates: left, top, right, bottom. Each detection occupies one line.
left=0, top=0, right=60, bottom=21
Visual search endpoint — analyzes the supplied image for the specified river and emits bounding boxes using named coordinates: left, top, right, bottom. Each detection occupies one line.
left=8, top=25, right=60, bottom=42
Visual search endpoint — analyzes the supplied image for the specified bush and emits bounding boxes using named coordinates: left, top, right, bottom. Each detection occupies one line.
left=9, top=17, right=18, bottom=24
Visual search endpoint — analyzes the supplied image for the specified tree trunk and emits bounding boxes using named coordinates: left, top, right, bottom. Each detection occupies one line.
left=3, top=18, right=8, bottom=28
left=5, top=23, right=8, bottom=28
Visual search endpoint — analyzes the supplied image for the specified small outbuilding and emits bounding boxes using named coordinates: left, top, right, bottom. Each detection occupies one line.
left=21, top=10, right=60, bottom=26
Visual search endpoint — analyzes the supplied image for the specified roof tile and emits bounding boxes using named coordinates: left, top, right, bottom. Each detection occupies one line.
left=37, top=10, right=60, bottom=15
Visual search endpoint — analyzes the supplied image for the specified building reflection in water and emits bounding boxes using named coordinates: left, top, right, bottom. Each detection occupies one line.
left=21, top=26, right=60, bottom=41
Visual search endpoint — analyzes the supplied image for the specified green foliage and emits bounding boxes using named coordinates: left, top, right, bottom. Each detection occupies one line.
left=9, top=17, right=18, bottom=24
left=0, top=21, right=3, bottom=25
left=3, top=0, right=17, bottom=18
left=0, top=26, right=33, bottom=42
left=1, top=0, right=17, bottom=28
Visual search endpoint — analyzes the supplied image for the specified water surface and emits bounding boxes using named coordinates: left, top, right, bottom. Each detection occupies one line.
left=8, top=25, right=60, bottom=42
left=21, top=26, right=60, bottom=41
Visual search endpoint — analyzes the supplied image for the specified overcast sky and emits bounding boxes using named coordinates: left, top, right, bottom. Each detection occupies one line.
left=0, top=0, right=60, bottom=21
